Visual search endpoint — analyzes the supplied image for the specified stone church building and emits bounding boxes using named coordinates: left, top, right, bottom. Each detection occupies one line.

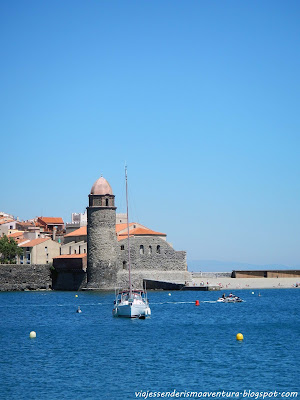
left=53, top=174, right=189, bottom=290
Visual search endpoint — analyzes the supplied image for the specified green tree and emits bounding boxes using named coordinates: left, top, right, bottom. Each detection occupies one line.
left=0, top=235, right=23, bottom=264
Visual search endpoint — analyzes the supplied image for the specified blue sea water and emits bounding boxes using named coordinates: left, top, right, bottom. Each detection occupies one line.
left=0, top=289, right=299, bottom=400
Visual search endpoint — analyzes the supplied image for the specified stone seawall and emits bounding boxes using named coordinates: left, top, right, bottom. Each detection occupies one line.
left=0, top=264, right=52, bottom=291
left=0, top=263, right=191, bottom=291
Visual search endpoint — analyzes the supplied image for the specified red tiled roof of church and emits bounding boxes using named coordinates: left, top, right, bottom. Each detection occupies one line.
left=115, top=223, right=135, bottom=233
left=118, top=227, right=166, bottom=239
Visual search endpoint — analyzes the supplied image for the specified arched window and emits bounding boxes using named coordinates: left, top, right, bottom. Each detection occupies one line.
left=140, top=245, right=144, bottom=255
left=156, top=245, right=161, bottom=254
left=149, top=245, right=152, bottom=255
left=121, top=245, right=125, bottom=250
left=123, top=261, right=127, bottom=269
left=106, top=198, right=109, bottom=206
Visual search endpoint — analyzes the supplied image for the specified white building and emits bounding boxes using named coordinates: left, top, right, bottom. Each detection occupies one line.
left=0, top=219, right=17, bottom=237
left=71, top=212, right=87, bottom=225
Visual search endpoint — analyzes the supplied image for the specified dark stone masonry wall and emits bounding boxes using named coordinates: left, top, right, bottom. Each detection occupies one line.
left=117, top=236, right=187, bottom=272
left=0, top=264, right=52, bottom=291
left=52, top=271, right=87, bottom=291
left=115, top=236, right=189, bottom=288
left=52, top=256, right=87, bottom=291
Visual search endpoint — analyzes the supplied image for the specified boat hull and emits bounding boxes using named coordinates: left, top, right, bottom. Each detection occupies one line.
left=113, top=303, right=151, bottom=318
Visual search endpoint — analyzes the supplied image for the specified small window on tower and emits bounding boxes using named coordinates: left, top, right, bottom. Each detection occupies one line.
left=123, top=261, right=127, bottom=269
left=106, top=199, right=109, bottom=206
left=140, top=245, right=144, bottom=255
left=149, top=245, right=152, bottom=255
left=156, top=245, right=161, bottom=254
left=121, top=245, right=124, bottom=250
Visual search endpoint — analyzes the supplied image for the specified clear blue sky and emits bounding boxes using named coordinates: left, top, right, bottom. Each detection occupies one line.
left=1, top=0, right=299, bottom=268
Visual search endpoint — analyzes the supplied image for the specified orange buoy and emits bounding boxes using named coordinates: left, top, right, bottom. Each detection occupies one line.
left=195, top=300, right=200, bottom=306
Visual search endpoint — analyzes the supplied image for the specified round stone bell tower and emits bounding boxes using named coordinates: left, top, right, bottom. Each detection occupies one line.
left=87, top=175, right=118, bottom=288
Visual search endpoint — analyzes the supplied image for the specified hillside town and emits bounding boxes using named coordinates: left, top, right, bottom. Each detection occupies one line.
left=0, top=210, right=168, bottom=266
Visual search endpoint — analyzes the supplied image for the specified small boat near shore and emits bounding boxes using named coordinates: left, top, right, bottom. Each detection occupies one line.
left=217, top=293, right=243, bottom=303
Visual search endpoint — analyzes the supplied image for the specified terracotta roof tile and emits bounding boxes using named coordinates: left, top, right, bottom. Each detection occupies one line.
left=64, top=226, right=87, bottom=237
left=7, top=232, right=25, bottom=244
left=8, top=231, right=24, bottom=238
left=38, top=217, right=64, bottom=225
left=18, top=240, right=30, bottom=246
left=0, top=219, right=14, bottom=225
left=133, top=227, right=166, bottom=236
left=115, top=223, right=135, bottom=233
left=118, top=227, right=166, bottom=238
left=53, top=254, right=87, bottom=259
left=8, top=231, right=21, bottom=237
left=62, top=222, right=165, bottom=241
left=16, top=221, right=36, bottom=227
left=19, top=237, right=51, bottom=247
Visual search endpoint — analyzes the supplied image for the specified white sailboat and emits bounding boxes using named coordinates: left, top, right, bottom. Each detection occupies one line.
left=112, top=167, right=151, bottom=319
left=112, top=288, right=151, bottom=318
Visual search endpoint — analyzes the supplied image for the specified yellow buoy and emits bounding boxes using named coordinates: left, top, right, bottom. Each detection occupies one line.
left=75, top=295, right=78, bottom=298
left=168, top=293, right=171, bottom=296
left=236, top=333, right=244, bottom=341
left=29, top=331, right=36, bottom=339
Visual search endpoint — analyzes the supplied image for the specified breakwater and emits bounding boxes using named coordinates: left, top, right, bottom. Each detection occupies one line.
left=191, top=272, right=232, bottom=279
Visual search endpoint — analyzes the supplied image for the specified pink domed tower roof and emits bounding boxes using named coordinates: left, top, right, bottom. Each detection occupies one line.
left=90, top=176, right=113, bottom=195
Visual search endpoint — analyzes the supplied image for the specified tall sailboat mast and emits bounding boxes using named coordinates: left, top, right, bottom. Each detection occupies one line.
left=112, top=166, right=151, bottom=318
left=125, top=166, right=132, bottom=296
